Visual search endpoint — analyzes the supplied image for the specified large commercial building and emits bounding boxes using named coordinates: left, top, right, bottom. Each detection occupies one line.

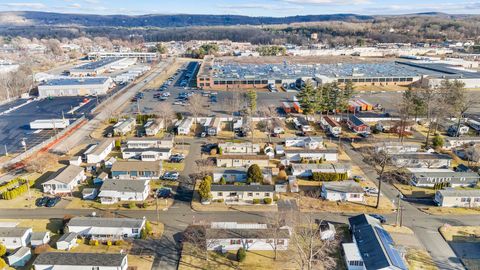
left=38, top=77, right=113, bottom=97
left=88, top=52, right=158, bottom=62
left=69, top=57, right=134, bottom=76
left=197, top=57, right=480, bottom=90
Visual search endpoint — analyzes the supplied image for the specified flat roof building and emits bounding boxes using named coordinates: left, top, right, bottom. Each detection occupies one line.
left=38, top=77, right=113, bottom=97
left=69, top=57, right=128, bottom=76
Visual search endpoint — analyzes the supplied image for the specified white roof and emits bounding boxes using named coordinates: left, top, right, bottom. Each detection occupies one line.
left=342, top=243, right=363, bottom=262
left=407, top=168, right=454, bottom=173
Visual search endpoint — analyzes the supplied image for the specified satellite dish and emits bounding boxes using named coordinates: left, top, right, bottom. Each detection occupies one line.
left=91, top=211, right=96, bottom=217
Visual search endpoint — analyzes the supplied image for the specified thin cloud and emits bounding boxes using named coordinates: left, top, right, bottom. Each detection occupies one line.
left=4, top=2, right=46, bottom=9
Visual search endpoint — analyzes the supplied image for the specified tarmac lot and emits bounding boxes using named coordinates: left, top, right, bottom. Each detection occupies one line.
left=0, top=96, right=100, bottom=154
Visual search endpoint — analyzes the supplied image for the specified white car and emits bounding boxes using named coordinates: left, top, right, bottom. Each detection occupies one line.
left=162, top=172, right=179, bottom=181
left=162, top=92, right=170, bottom=97
left=173, top=101, right=185, bottom=106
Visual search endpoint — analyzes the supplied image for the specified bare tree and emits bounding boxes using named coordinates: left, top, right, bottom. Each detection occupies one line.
left=25, top=152, right=59, bottom=174
left=153, top=102, right=175, bottom=131
left=265, top=211, right=292, bottom=260
left=290, top=214, right=339, bottom=270
left=195, top=159, right=215, bottom=177
left=363, top=143, right=392, bottom=209
left=188, top=94, right=207, bottom=124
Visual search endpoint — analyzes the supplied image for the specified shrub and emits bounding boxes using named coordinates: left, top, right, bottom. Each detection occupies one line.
left=218, top=147, right=223, bottom=155
left=252, top=199, right=260, bottom=204
left=106, top=240, right=112, bottom=246
left=145, top=221, right=153, bottom=235
left=127, top=202, right=136, bottom=209
left=312, top=172, right=348, bottom=182
left=89, top=239, right=99, bottom=246
left=140, top=228, right=148, bottom=239
left=264, top=198, right=272, bottom=204
left=0, top=244, right=6, bottom=257
left=33, top=244, right=50, bottom=255
left=236, top=248, right=246, bottom=262
left=199, top=177, right=212, bottom=200
left=115, top=240, right=125, bottom=246
left=0, top=258, right=6, bottom=269
left=277, top=170, right=287, bottom=180
left=432, top=134, right=444, bottom=148
left=217, top=198, right=224, bottom=203
left=210, top=148, right=217, bottom=155
left=219, top=177, right=226, bottom=185
left=273, top=195, right=279, bottom=202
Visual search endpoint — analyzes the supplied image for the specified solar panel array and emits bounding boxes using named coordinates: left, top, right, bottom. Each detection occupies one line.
left=374, top=227, right=408, bottom=270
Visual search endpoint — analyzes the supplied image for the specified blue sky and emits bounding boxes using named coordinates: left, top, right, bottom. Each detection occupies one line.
left=1, top=0, right=480, bottom=16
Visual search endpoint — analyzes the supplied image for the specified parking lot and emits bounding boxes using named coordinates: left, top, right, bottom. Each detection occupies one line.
left=0, top=96, right=100, bottom=154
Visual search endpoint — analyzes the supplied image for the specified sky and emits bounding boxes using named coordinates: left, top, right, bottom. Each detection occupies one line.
left=1, top=0, right=480, bottom=16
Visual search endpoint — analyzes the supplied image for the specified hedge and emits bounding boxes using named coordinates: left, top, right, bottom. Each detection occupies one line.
left=252, top=199, right=260, bottom=204
left=0, top=178, right=28, bottom=194
left=264, top=198, right=272, bottom=204
left=312, top=172, right=348, bottom=182
left=1, top=183, right=29, bottom=200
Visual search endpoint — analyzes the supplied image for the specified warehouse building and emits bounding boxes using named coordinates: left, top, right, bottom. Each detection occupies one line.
left=197, top=58, right=480, bottom=90
left=38, top=77, right=113, bottom=97
left=69, top=57, right=133, bottom=76
left=88, top=52, right=158, bottom=62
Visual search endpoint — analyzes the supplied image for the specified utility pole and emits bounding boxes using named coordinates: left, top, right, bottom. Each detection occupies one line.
left=4, top=145, right=7, bottom=157
left=396, top=194, right=403, bottom=227
left=155, top=194, right=160, bottom=225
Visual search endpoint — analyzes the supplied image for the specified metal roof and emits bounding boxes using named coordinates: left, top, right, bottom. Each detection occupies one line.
left=71, top=57, right=123, bottom=71
left=100, top=179, right=149, bottom=193
left=437, top=189, right=480, bottom=197
left=40, top=77, right=110, bottom=86
left=323, top=180, right=363, bottom=193
left=0, top=227, right=30, bottom=238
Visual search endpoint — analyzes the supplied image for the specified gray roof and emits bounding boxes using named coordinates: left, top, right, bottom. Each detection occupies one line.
left=211, top=184, right=275, bottom=192
left=207, top=228, right=290, bottom=239
left=48, top=165, right=84, bottom=184
left=111, top=161, right=161, bottom=172
left=291, top=163, right=351, bottom=172
left=123, top=147, right=171, bottom=153
left=71, top=57, right=123, bottom=71
left=216, top=155, right=269, bottom=160
left=437, top=189, right=480, bottom=197
left=0, top=227, right=30, bottom=238
left=323, top=180, right=363, bottom=193
left=89, top=139, right=114, bottom=156
left=284, top=148, right=338, bottom=154
left=67, top=217, right=145, bottom=229
left=9, top=246, right=30, bottom=258
left=393, top=153, right=452, bottom=160
left=40, top=77, right=110, bottom=86
left=348, top=214, right=381, bottom=228
left=100, top=179, right=149, bottom=193
left=34, top=252, right=127, bottom=267
left=31, top=231, right=49, bottom=241
left=57, top=232, right=77, bottom=243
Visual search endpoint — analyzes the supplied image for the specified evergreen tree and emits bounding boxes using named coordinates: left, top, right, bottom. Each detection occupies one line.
left=247, top=164, right=264, bottom=183
left=198, top=177, right=212, bottom=200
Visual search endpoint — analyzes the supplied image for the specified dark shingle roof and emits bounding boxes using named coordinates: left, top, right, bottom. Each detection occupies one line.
left=34, top=252, right=126, bottom=267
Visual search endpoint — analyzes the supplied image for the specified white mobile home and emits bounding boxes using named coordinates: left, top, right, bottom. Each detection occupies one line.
left=113, top=118, right=136, bottom=136
left=216, top=155, right=270, bottom=168
left=284, top=149, right=338, bottom=162
left=66, top=217, right=146, bottom=240
left=98, top=179, right=150, bottom=204
left=206, top=222, right=290, bottom=251
left=291, top=163, right=351, bottom=178
left=218, top=142, right=260, bottom=155
left=321, top=181, right=364, bottom=202
left=435, top=189, right=480, bottom=207
left=7, top=246, right=31, bottom=268
left=408, top=168, right=480, bottom=187
left=125, top=136, right=174, bottom=149
left=0, top=227, right=32, bottom=249
left=56, top=232, right=78, bottom=251
left=285, top=136, right=323, bottom=149
left=210, top=185, right=275, bottom=203
left=42, top=165, right=86, bottom=195
left=85, top=139, right=114, bottom=164
left=144, top=119, right=164, bottom=136
left=176, top=118, right=194, bottom=135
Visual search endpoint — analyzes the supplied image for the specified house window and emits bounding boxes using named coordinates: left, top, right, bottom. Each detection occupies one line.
left=266, top=239, right=273, bottom=243
left=132, top=229, right=139, bottom=234
left=461, top=198, right=471, bottom=202
left=247, top=240, right=253, bottom=243
left=256, top=193, right=260, bottom=196
left=218, top=192, right=223, bottom=196
left=351, top=194, right=360, bottom=198
left=265, top=193, right=270, bottom=197
left=474, top=198, right=480, bottom=202
left=248, top=193, right=253, bottom=197
left=230, top=240, right=241, bottom=244
left=277, top=239, right=284, bottom=245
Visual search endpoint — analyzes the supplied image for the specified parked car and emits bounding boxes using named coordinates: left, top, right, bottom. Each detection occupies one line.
left=170, top=154, right=185, bottom=163
left=162, top=172, right=179, bottom=181
left=35, top=197, right=49, bottom=207
left=157, top=187, right=172, bottom=198
left=45, top=197, right=61, bottom=207
left=369, top=214, right=386, bottom=224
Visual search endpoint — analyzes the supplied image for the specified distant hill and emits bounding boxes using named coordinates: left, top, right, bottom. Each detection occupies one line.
left=0, top=11, right=374, bottom=27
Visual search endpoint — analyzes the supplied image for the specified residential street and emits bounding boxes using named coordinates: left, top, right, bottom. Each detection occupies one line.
left=0, top=139, right=476, bottom=269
